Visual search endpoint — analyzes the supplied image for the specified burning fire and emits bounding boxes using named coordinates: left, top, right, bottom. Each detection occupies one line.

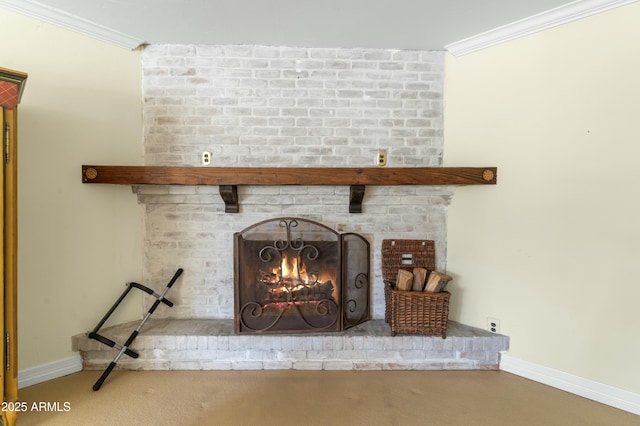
left=258, top=252, right=335, bottom=302
left=260, top=252, right=323, bottom=290
left=278, top=253, right=309, bottom=283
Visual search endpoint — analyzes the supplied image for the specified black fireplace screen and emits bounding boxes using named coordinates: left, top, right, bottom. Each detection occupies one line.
left=234, top=217, right=370, bottom=334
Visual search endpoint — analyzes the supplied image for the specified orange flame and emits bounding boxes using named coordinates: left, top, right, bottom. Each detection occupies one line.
left=275, top=253, right=308, bottom=283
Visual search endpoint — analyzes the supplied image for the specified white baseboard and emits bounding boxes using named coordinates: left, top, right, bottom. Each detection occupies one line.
left=17, top=355, right=83, bottom=389
left=500, top=352, right=640, bottom=415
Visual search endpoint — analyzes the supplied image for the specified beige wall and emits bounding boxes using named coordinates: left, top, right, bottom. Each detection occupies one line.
left=0, top=9, right=144, bottom=369
left=444, top=2, right=640, bottom=394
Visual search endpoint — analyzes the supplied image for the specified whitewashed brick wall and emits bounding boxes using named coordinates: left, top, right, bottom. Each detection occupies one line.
left=138, top=45, right=453, bottom=320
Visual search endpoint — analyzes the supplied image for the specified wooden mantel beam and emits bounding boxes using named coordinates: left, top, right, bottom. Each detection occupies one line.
left=81, top=165, right=497, bottom=213
left=82, top=165, right=496, bottom=186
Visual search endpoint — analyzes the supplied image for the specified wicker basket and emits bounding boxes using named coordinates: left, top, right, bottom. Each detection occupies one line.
left=382, top=239, right=449, bottom=338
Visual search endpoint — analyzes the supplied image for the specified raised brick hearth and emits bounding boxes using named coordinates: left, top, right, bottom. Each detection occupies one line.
left=72, top=319, right=508, bottom=371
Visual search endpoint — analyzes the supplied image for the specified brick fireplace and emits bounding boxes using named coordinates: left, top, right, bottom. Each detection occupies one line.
left=74, top=44, right=509, bottom=371
left=138, top=44, right=452, bottom=321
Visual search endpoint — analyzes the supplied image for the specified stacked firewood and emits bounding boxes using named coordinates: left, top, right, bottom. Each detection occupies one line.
left=395, top=268, right=451, bottom=293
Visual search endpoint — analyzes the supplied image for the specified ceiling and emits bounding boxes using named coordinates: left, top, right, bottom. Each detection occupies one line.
left=9, top=0, right=577, bottom=50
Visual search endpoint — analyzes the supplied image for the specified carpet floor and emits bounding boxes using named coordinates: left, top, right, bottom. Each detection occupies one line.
left=16, top=370, right=638, bottom=425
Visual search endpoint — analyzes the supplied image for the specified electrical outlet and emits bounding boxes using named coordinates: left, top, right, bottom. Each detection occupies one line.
left=376, top=150, right=387, bottom=166
left=487, top=317, right=501, bottom=334
left=202, top=151, right=212, bottom=165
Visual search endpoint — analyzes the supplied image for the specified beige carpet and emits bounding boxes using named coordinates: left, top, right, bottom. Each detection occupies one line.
left=16, top=370, right=637, bottom=426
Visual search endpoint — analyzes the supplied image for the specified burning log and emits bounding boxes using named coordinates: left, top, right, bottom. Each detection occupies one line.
left=258, top=270, right=279, bottom=285
left=293, top=280, right=334, bottom=302
left=258, top=266, right=336, bottom=303
left=316, top=280, right=334, bottom=299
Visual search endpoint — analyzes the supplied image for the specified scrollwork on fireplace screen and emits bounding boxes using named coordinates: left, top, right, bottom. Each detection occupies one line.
left=343, top=273, right=369, bottom=326
left=341, top=233, right=370, bottom=328
left=234, top=217, right=370, bottom=334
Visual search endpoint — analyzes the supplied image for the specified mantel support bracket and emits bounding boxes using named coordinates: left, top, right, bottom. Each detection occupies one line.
left=81, top=165, right=497, bottom=214
left=219, top=185, right=238, bottom=213
left=219, top=184, right=366, bottom=213
left=349, top=185, right=365, bottom=213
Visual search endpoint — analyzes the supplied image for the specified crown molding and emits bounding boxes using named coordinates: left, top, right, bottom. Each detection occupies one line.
left=445, top=0, right=639, bottom=56
left=2, top=0, right=636, bottom=53
left=0, top=0, right=144, bottom=50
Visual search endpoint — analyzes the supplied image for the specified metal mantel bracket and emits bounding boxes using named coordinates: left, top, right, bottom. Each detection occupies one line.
left=349, top=185, right=365, bottom=213
left=219, top=185, right=239, bottom=213
left=81, top=165, right=497, bottom=214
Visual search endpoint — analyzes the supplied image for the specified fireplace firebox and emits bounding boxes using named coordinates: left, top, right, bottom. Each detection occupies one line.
left=234, top=218, right=370, bottom=334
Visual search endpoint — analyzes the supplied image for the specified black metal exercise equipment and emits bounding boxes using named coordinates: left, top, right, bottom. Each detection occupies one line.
left=87, top=268, right=183, bottom=391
